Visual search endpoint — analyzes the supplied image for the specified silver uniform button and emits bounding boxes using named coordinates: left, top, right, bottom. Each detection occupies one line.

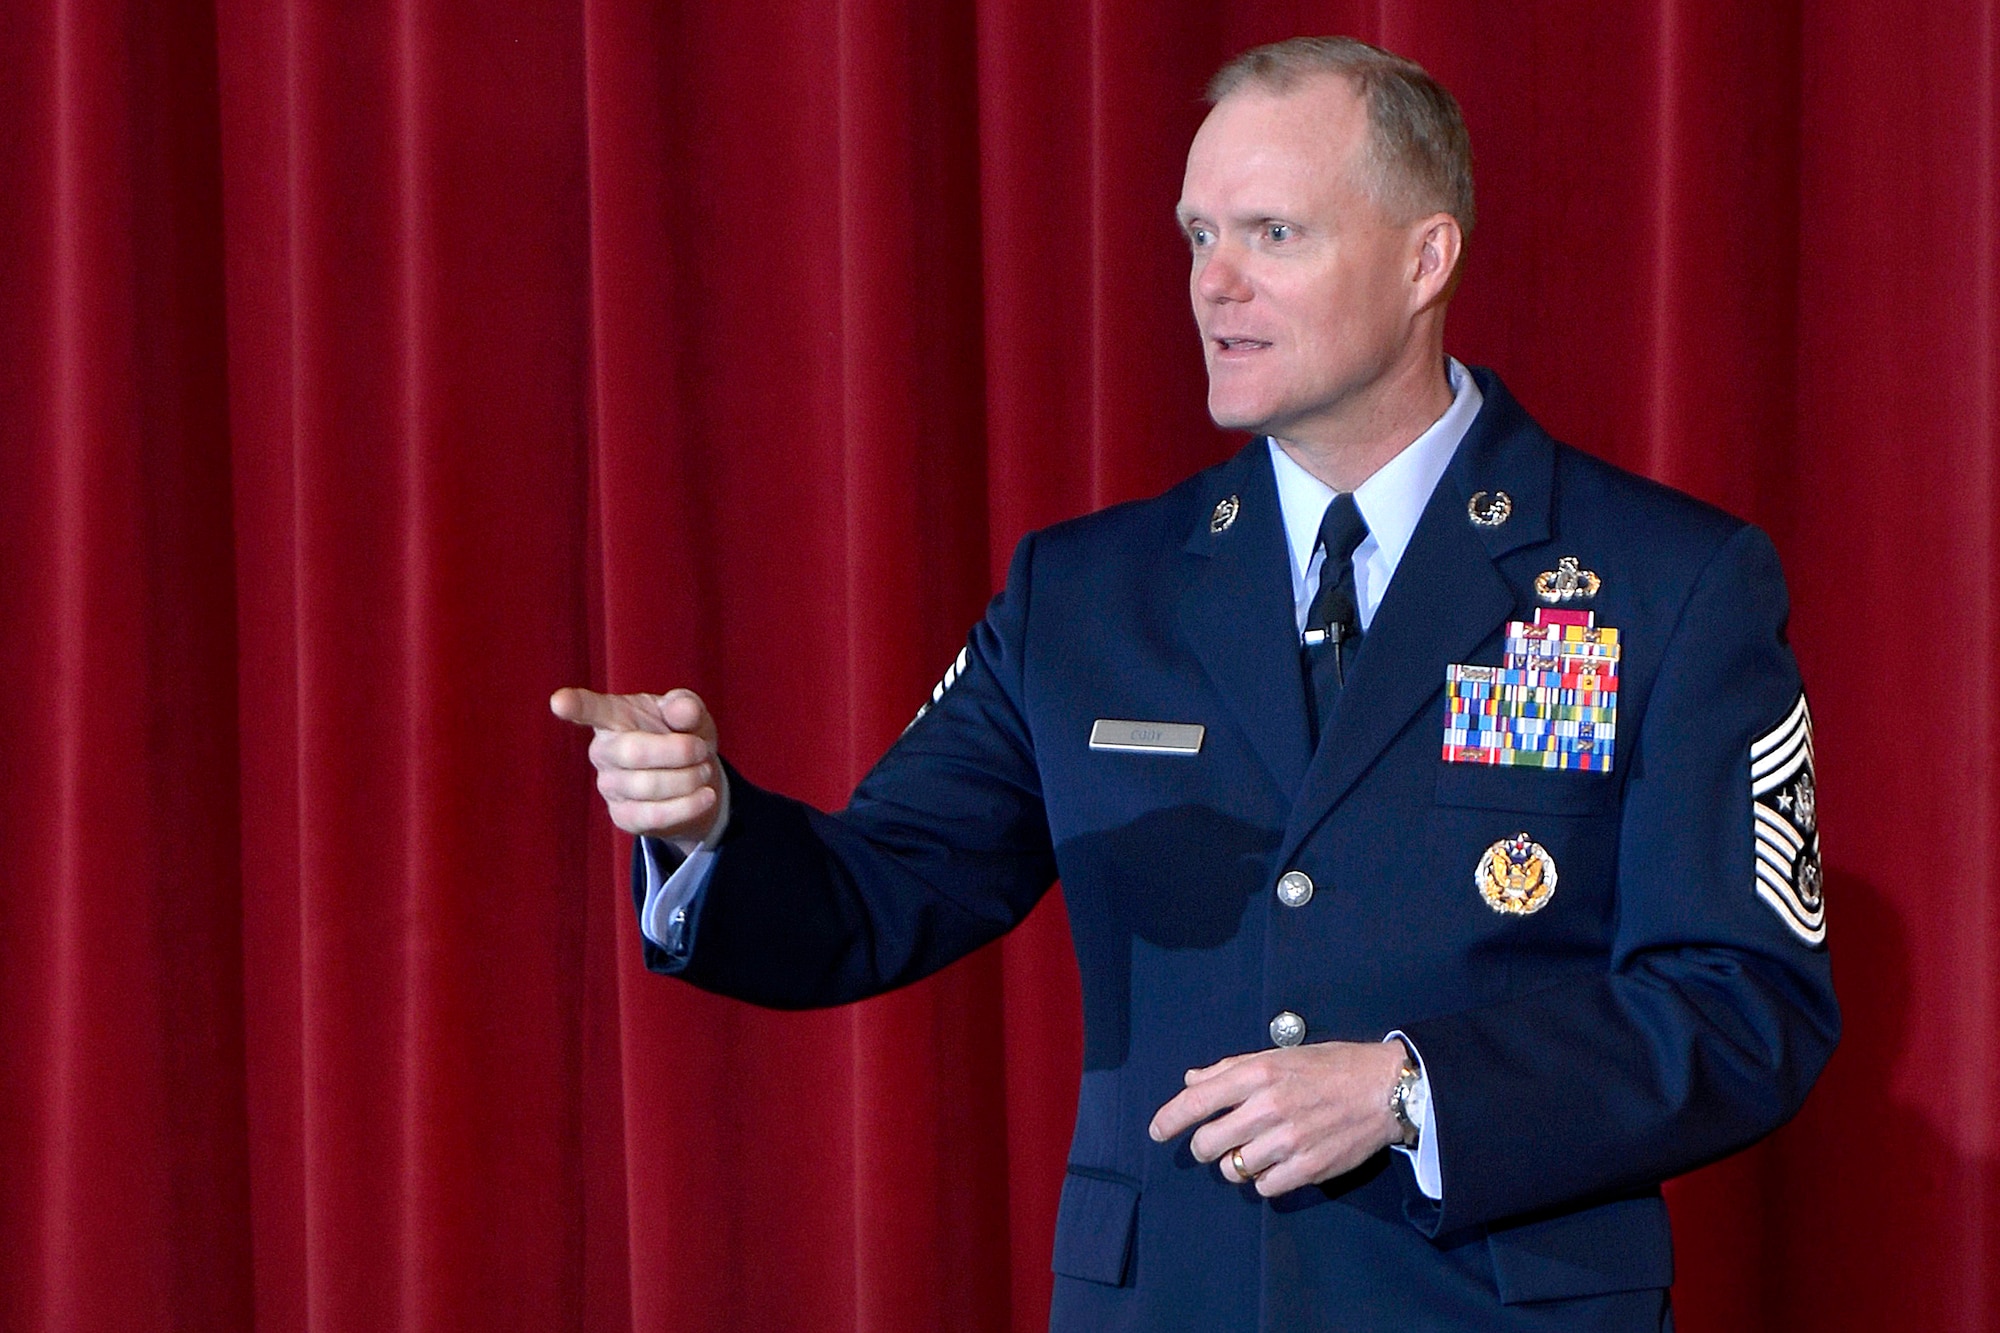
left=1275, top=870, right=1314, bottom=908
left=1269, top=1011, right=1306, bottom=1048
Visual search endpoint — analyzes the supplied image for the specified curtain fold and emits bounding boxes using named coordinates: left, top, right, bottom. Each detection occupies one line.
left=0, top=0, right=250, bottom=1325
left=2, top=0, right=1995, bottom=1328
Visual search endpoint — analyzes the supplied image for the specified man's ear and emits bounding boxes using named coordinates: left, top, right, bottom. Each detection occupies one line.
left=1410, top=213, right=1464, bottom=308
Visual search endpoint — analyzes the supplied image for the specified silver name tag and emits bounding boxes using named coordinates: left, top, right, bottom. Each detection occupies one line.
left=1089, top=719, right=1205, bottom=755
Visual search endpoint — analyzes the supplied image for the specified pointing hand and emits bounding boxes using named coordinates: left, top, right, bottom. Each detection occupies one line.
left=550, top=687, right=724, bottom=846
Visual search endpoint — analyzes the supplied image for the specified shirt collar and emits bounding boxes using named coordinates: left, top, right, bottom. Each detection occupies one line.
left=1268, top=357, right=1483, bottom=594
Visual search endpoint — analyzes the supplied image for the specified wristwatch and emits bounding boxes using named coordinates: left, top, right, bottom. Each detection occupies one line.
left=1387, top=1051, right=1423, bottom=1146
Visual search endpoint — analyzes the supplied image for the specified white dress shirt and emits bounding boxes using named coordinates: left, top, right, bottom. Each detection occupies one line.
left=1269, top=357, right=1482, bottom=636
left=640, top=357, right=1483, bottom=1201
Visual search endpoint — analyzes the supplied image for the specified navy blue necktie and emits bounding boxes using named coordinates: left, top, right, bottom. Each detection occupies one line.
left=1303, top=493, right=1369, bottom=746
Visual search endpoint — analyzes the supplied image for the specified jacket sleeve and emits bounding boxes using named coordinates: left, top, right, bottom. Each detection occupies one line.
left=1399, top=522, right=1840, bottom=1234
left=636, top=533, right=1060, bottom=1009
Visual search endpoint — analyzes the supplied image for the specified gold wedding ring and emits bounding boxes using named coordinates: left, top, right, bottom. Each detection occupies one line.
left=1229, top=1147, right=1257, bottom=1180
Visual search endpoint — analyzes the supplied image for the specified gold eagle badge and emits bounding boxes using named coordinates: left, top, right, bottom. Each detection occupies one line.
left=1476, top=832, right=1558, bottom=915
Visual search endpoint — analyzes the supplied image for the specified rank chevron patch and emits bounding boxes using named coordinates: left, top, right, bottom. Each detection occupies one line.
left=1750, top=693, right=1825, bottom=945
left=905, top=644, right=971, bottom=732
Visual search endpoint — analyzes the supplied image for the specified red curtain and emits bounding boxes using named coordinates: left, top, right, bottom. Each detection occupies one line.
left=2, top=0, right=1994, bottom=1328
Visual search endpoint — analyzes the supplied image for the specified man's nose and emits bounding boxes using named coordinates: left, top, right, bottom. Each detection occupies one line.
left=1195, top=244, right=1252, bottom=303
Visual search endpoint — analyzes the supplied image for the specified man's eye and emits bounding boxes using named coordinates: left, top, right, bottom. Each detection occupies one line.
left=1266, top=223, right=1292, bottom=242
left=1188, top=226, right=1213, bottom=247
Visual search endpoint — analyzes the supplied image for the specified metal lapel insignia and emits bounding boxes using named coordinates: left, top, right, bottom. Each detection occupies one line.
left=1467, top=490, right=1512, bottom=527
left=1210, top=494, right=1240, bottom=534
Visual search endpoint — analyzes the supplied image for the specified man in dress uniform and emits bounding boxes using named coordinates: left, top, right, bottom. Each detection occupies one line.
left=554, top=36, right=1837, bottom=1332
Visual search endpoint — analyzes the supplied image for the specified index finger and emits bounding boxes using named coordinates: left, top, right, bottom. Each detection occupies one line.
left=1148, top=1060, right=1260, bottom=1143
left=1183, top=1050, right=1257, bottom=1085
left=550, top=687, right=674, bottom=734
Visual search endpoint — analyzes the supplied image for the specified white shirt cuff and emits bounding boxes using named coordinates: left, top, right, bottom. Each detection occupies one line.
left=1384, top=1030, right=1442, bottom=1200
left=637, top=768, right=731, bottom=950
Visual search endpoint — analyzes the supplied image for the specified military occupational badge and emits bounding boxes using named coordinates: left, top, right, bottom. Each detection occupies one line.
left=1476, top=833, right=1557, bottom=915
left=1750, top=693, right=1825, bottom=945
left=1534, top=556, right=1601, bottom=603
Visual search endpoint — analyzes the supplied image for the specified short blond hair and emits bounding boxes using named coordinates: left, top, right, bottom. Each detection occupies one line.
left=1206, top=36, right=1475, bottom=234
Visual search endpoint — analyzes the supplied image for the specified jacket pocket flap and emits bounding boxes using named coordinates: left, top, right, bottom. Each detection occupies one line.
left=1051, top=1169, right=1139, bottom=1287
left=1436, top=761, right=1618, bottom=815
left=1487, top=1194, right=1673, bottom=1305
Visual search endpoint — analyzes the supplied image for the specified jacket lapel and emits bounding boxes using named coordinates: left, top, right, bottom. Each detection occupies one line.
left=1178, top=441, right=1313, bottom=800
left=1278, top=370, right=1556, bottom=865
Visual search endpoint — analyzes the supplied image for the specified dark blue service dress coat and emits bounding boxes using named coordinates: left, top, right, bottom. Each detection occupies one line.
left=639, top=369, right=1839, bottom=1331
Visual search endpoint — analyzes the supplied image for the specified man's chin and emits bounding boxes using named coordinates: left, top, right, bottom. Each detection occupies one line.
left=1205, top=396, right=1276, bottom=437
